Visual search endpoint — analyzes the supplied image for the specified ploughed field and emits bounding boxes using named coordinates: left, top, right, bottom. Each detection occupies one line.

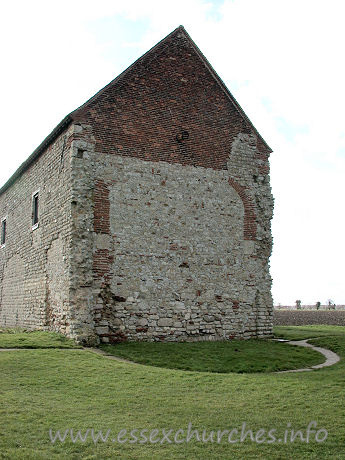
left=273, top=310, right=345, bottom=326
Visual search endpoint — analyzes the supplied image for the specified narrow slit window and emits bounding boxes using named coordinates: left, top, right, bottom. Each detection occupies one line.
left=1, top=219, right=6, bottom=246
left=32, top=192, right=39, bottom=226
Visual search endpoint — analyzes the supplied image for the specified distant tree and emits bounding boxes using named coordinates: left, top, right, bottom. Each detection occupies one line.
left=316, top=301, right=321, bottom=310
left=296, top=300, right=302, bottom=310
left=327, top=299, right=336, bottom=310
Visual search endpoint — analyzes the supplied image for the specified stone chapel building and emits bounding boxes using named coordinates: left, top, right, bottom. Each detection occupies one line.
left=0, top=26, right=274, bottom=345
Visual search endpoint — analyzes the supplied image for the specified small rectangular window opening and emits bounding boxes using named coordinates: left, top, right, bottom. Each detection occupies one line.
left=1, top=218, right=6, bottom=246
left=32, top=192, right=39, bottom=226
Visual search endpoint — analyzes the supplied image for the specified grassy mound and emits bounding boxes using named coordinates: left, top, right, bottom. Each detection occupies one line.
left=100, top=339, right=324, bottom=373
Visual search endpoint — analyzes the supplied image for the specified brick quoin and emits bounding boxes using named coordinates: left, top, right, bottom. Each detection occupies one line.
left=228, top=177, right=257, bottom=240
left=94, top=180, right=110, bottom=234
left=93, top=249, right=113, bottom=283
left=93, top=180, right=112, bottom=284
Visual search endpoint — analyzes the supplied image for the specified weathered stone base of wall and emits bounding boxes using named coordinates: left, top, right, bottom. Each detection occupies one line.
left=92, top=286, right=272, bottom=343
left=99, top=332, right=273, bottom=344
left=96, top=327, right=273, bottom=344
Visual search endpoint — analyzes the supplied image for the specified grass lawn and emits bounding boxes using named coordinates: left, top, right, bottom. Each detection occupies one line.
left=273, top=325, right=345, bottom=340
left=0, top=330, right=80, bottom=349
left=100, top=339, right=323, bottom=373
left=0, top=326, right=344, bottom=459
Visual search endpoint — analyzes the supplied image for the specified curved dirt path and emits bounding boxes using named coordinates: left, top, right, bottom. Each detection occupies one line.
left=0, top=339, right=341, bottom=373
left=84, top=347, right=136, bottom=364
left=276, top=339, right=340, bottom=373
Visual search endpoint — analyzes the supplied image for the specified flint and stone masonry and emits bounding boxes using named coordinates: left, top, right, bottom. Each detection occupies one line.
left=0, top=27, right=274, bottom=345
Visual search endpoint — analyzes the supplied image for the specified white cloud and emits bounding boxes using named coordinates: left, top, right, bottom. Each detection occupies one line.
left=1, top=0, right=344, bottom=304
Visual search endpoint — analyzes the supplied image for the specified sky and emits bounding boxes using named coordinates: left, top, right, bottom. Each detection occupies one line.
left=0, top=0, right=344, bottom=305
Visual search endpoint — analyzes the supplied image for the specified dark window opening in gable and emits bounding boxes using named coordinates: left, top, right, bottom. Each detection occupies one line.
left=32, top=192, right=39, bottom=226
left=1, top=219, right=6, bottom=246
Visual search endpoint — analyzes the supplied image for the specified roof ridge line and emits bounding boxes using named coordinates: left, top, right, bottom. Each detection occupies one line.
left=180, top=28, right=272, bottom=153
left=71, top=25, right=185, bottom=118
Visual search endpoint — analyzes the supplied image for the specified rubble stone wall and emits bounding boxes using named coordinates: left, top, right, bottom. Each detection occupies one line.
left=0, top=126, right=74, bottom=331
left=0, top=26, right=274, bottom=344
left=70, top=28, right=274, bottom=343
left=88, top=136, right=273, bottom=343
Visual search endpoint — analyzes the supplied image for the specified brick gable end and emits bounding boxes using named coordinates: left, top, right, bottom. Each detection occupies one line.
left=73, top=29, right=267, bottom=169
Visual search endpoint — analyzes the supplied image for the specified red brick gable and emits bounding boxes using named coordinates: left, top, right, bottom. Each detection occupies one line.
left=0, top=26, right=271, bottom=197
left=73, top=26, right=271, bottom=170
